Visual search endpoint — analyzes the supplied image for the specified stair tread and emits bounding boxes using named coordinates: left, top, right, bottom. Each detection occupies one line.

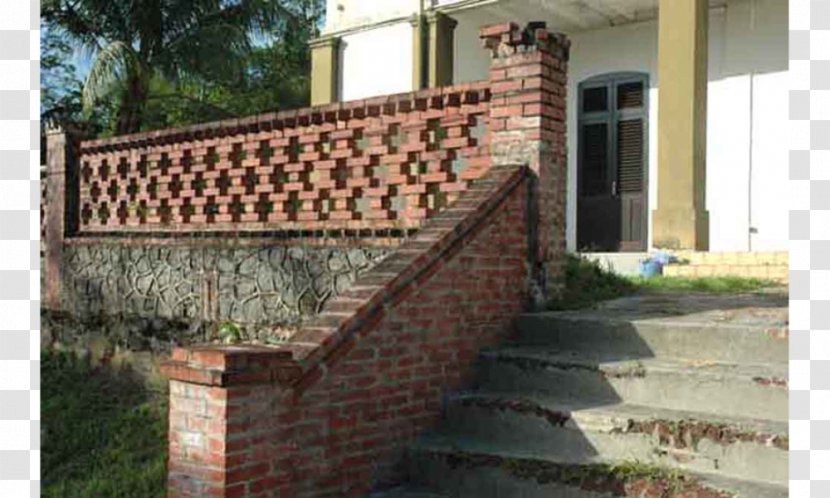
left=451, top=391, right=789, bottom=438
left=519, top=293, right=788, bottom=329
left=410, top=435, right=788, bottom=496
left=481, top=347, right=788, bottom=382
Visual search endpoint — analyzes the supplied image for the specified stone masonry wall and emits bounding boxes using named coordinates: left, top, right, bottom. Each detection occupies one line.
left=59, top=241, right=389, bottom=340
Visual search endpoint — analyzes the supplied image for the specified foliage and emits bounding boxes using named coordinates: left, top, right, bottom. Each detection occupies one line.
left=219, top=320, right=243, bottom=344
left=548, top=255, right=780, bottom=310
left=41, top=28, right=84, bottom=124
left=42, top=350, right=167, bottom=497
left=42, top=0, right=323, bottom=135
left=547, top=254, right=638, bottom=310
left=607, top=460, right=688, bottom=495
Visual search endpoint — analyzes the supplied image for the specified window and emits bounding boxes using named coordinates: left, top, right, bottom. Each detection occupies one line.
left=578, top=73, right=648, bottom=198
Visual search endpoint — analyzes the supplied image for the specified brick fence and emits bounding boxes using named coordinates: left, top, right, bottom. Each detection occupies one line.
left=76, top=83, right=491, bottom=233
left=159, top=22, right=569, bottom=497
left=162, top=163, right=533, bottom=497
left=41, top=21, right=570, bottom=496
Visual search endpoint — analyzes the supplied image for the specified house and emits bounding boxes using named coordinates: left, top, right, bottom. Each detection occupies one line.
left=41, top=3, right=789, bottom=494
left=308, top=0, right=789, bottom=272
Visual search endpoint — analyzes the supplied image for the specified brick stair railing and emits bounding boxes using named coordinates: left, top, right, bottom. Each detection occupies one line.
left=155, top=21, right=571, bottom=497
left=40, top=20, right=570, bottom=497
left=161, top=163, right=536, bottom=496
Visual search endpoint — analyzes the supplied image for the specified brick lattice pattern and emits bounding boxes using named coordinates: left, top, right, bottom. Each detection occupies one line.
left=77, top=83, right=491, bottom=233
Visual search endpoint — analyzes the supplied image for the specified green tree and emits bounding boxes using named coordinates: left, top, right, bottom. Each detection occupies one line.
left=41, top=27, right=83, bottom=124
left=43, top=0, right=323, bottom=135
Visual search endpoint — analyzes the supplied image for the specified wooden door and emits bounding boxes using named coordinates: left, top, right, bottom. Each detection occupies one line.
left=577, top=74, right=648, bottom=252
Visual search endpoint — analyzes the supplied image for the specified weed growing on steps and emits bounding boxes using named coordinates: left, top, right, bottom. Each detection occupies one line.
left=616, top=418, right=789, bottom=451
left=435, top=449, right=733, bottom=497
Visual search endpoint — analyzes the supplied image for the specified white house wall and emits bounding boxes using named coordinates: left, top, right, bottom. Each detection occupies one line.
left=455, top=0, right=788, bottom=253
left=339, top=22, right=415, bottom=101
left=324, top=0, right=421, bottom=33
left=332, top=0, right=788, bottom=253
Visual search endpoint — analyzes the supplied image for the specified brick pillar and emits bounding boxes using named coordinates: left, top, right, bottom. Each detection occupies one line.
left=44, top=125, right=80, bottom=310
left=481, top=22, right=570, bottom=299
left=163, top=346, right=299, bottom=497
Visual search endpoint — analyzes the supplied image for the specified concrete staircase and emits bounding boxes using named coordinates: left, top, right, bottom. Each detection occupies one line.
left=374, top=292, right=788, bottom=497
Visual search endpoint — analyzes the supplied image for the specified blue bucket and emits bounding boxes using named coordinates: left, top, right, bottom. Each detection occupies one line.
left=651, top=251, right=674, bottom=266
left=639, top=259, right=663, bottom=279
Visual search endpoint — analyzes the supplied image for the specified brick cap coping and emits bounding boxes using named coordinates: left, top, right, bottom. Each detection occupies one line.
left=479, top=21, right=570, bottom=60
left=64, top=234, right=407, bottom=249
left=64, top=225, right=419, bottom=248
left=160, top=164, right=530, bottom=389
left=79, top=80, right=491, bottom=154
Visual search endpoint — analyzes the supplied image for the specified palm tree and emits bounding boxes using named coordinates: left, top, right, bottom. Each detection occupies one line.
left=42, top=0, right=322, bottom=135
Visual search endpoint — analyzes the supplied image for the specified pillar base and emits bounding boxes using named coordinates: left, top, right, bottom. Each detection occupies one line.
left=652, top=207, right=709, bottom=251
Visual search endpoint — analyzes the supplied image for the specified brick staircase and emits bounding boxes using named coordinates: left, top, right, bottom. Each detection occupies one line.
left=662, top=251, right=788, bottom=283
left=374, top=292, right=788, bottom=497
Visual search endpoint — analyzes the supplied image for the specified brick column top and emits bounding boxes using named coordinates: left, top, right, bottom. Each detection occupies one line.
left=479, top=21, right=570, bottom=60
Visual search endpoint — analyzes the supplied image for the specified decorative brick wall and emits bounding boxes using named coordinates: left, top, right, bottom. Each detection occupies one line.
left=162, top=164, right=533, bottom=497
left=76, top=83, right=491, bottom=233
left=39, top=20, right=571, bottom=497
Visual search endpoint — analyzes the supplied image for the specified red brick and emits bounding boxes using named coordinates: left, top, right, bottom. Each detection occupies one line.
left=142, top=19, right=571, bottom=498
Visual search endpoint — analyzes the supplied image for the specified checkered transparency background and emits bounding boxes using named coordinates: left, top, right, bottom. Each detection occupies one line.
left=0, top=0, right=826, bottom=496
left=0, top=0, right=41, bottom=496
left=790, top=1, right=830, bottom=496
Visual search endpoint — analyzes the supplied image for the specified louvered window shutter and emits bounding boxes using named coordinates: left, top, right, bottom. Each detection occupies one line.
left=617, top=81, right=644, bottom=109
left=581, top=122, right=609, bottom=196
left=583, top=86, right=608, bottom=113
left=617, top=118, right=644, bottom=193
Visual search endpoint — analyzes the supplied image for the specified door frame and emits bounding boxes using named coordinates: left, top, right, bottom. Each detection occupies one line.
left=577, top=71, right=650, bottom=252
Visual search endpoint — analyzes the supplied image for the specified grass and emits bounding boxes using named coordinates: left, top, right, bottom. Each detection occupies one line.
left=633, top=275, right=779, bottom=294
left=42, top=350, right=168, bottom=498
left=548, top=254, right=780, bottom=310
left=547, top=255, right=639, bottom=310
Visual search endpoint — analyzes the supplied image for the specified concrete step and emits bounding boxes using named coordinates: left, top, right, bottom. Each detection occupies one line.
left=406, top=437, right=788, bottom=498
left=516, top=301, right=788, bottom=366
left=440, top=392, right=788, bottom=485
left=476, top=348, right=788, bottom=422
